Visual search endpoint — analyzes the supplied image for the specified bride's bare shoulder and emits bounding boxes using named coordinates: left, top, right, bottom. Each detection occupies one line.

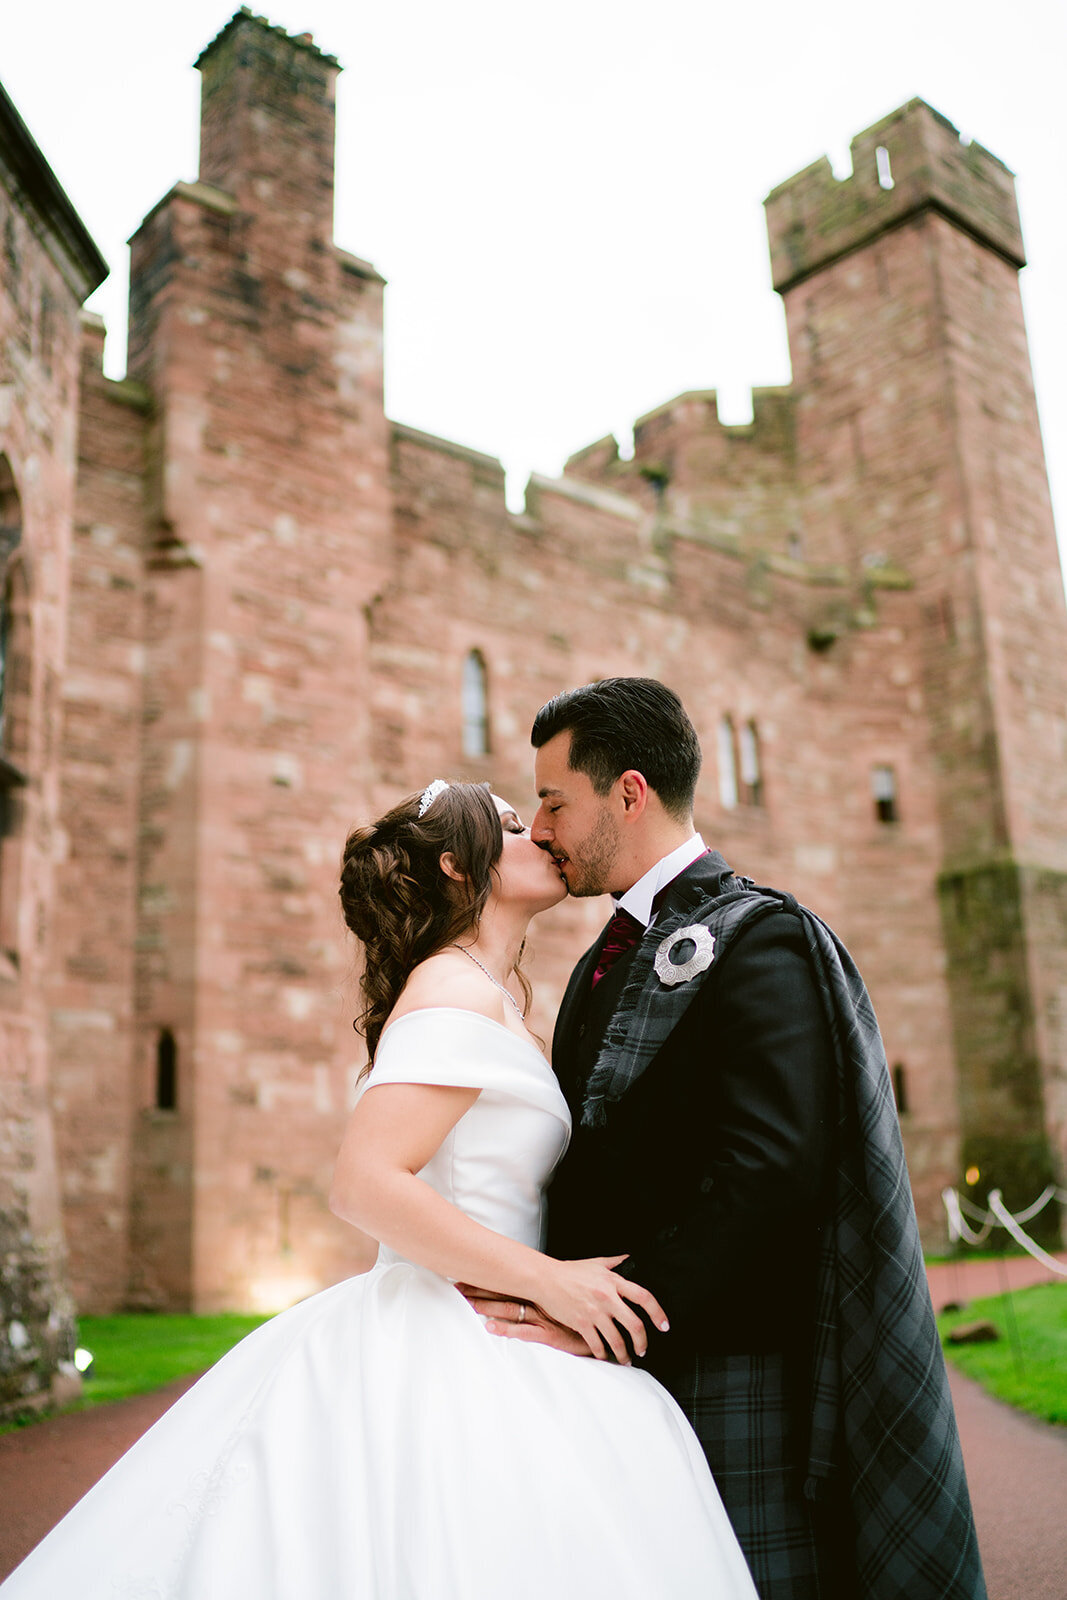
left=388, top=949, right=507, bottom=1027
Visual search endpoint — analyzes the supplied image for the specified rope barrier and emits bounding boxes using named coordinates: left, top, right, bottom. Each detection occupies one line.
left=987, top=1190, right=1067, bottom=1277
left=942, top=1186, right=995, bottom=1246
left=941, top=1183, right=1067, bottom=1270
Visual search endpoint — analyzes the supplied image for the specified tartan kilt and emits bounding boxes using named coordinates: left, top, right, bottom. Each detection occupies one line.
left=663, top=1350, right=853, bottom=1600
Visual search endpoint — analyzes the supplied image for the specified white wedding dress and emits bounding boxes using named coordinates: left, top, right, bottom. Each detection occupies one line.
left=2, top=1009, right=756, bottom=1599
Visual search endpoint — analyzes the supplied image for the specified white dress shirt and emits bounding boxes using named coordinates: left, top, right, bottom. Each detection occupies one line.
left=613, top=834, right=707, bottom=929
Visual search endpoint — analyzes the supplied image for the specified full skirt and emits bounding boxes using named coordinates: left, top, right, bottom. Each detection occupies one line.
left=1, top=1262, right=757, bottom=1599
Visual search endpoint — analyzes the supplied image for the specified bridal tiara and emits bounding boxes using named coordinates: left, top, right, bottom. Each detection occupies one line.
left=417, top=778, right=450, bottom=818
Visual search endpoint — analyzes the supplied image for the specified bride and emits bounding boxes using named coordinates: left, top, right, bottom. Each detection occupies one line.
left=1, top=781, right=756, bottom=1599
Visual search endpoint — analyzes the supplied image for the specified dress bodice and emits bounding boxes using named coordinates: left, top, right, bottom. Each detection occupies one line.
left=365, top=1008, right=571, bottom=1255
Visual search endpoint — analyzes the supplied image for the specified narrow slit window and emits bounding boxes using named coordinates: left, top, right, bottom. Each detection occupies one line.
left=872, top=765, right=898, bottom=824
left=875, top=145, right=894, bottom=190
left=461, top=650, right=490, bottom=758
left=0, top=455, right=23, bottom=749
left=156, top=1028, right=178, bottom=1111
left=892, top=1063, right=908, bottom=1115
left=717, top=716, right=738, bottom=810
left=739, top=721, right=763, bottom=807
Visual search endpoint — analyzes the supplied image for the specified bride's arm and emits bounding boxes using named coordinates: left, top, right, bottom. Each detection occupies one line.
left=329, top=1079, right=667, bottom=1364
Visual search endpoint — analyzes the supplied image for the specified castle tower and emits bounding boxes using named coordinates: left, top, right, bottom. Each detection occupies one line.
left=766, top=103, right=1067, bottom=1213
left=0, top=83, right=107, bottom=1408
left=122, top=10, right=393, bottom=1309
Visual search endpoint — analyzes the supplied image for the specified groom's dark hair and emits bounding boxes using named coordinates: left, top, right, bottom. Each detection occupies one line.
left=531, top=678, right=701, bottom=820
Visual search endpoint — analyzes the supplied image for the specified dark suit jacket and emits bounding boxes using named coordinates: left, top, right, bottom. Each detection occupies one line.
left=546, top=850, right=836, bottom=1370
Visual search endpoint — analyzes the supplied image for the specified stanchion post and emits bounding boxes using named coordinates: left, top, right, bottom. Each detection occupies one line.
left=994, top=1251, right=1025, bottom=1376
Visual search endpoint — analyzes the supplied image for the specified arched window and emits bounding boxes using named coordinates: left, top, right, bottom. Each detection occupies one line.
left=461, top=650, right=490, bottom=758
left=717, top=716, right=738, bottom=810
left=156, top=1029, right=178, bottom=1111
left=738, top=721, right=763, bottom=807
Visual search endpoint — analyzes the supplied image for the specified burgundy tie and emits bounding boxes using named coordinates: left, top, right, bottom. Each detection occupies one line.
left=591, top=908, right=644, bottom=988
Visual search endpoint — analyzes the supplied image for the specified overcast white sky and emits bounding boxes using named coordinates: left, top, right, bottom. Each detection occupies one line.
left=5, top=0, right=1066, bottom=548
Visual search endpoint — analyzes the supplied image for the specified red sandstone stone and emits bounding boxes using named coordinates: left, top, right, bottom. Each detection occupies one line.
left=0, top=18, right=1064, bottom=1348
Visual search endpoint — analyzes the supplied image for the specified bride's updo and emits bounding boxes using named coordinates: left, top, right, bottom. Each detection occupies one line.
left=340, top=782, right=504, bottom=1062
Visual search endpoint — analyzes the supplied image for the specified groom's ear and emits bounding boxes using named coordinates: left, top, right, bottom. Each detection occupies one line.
left=617, top=770, right=649, bottom=817
left=439, top=851, right=466, bottom=883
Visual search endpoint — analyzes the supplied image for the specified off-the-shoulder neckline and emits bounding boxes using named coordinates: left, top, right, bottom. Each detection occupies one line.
left=377, top=1006, right=547, bottom=1064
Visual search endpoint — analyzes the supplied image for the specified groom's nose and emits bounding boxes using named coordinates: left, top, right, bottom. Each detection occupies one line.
left=530, top=808, right=553, bottom=845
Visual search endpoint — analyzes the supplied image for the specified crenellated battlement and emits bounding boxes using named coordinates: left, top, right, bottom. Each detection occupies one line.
left=765, top=98, right=1024, bottom=294
left=565, top=387, right=794, bottom=488
left=632, top=387, right=794, bottom=456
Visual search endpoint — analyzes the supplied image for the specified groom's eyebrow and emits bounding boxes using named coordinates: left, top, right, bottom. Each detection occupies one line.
left=537, top=785, right=564, bottom=798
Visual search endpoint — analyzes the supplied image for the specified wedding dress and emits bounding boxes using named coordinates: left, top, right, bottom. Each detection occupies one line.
left=2, top=1009, right=756, bottom=1599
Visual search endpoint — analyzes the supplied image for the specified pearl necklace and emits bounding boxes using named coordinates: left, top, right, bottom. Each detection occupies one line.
left=450, top=945, right=526, bottom=1023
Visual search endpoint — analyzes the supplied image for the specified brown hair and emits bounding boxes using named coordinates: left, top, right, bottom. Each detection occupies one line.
left=532, top=677, right=701, bottom=821
left=340, top=782, right=527, bottom=1064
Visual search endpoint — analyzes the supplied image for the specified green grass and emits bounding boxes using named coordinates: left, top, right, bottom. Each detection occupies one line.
left=74, top=1314, right=272, bottom=1407
left=938, top=1282, right=1067, bottom=1426
left=1, top=1313, right=272, bottom=1433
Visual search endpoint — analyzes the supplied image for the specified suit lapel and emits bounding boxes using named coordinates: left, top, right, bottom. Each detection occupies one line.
left=552, top=932, right=606, bottom=1068
left=552, top=852, right=736, bottom=1099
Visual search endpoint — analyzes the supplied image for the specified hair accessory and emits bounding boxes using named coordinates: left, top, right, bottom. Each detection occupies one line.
left=417, top=778, right=450, bottom=818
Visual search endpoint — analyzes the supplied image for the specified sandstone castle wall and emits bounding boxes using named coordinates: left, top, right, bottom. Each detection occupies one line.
left=1, top=11, right=1064, bottom=1361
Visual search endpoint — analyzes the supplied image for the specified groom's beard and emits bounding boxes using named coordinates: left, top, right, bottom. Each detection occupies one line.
left=558, top=809, right=620, bottom=898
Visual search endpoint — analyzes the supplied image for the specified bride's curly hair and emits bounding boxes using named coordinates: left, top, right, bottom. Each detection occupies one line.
left=340, top=782, right=530, bottom=1064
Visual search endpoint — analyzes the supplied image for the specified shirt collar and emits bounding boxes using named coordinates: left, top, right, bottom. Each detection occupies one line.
left=613, top=834, right=707, bottom=929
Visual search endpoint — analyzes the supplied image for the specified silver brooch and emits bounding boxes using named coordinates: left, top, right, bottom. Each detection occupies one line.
left=654, top=924, right=716, bottom=986
left=417, top=778, right=450, bottom=818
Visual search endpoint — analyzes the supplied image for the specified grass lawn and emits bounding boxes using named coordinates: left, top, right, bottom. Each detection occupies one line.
left=938, top=1281, right=1067, bottom=1427
left=72, top=1314, right=272, bottom=1408
left=0, top=1313, right=272, bottom=1432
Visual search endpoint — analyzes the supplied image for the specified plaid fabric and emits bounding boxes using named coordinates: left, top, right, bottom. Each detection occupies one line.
left=793, top=898, right=987, bottom=1600
left=580, top=867, right=773, bottom=1126
left=668, top=1351, right=830, bottom=1600
left=585, top=867, right=987, bottom=1600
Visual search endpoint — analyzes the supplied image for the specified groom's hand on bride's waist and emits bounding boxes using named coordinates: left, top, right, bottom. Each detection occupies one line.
left=454, top=1285, right=597, bottom=1357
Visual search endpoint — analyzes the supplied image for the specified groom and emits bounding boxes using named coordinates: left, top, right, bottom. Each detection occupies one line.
left=472, top=678, right=985, bottom=1600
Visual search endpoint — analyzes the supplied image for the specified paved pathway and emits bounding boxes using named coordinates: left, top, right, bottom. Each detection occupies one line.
left=947, top=1365, right=1067, bottom=1599
left=0, top=1375, right=197, bottom=1581
left=925, top=1249, right=1067, bottom=1314
left=1, top=1262, right=1064, bottom=1592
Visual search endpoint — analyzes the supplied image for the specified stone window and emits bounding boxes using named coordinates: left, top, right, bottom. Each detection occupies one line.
left=156, top=1029, right=178, bottom=1111
left=461, top=649, right=490, bottom=758
left=717, top=716, right=738, bottom=809
left=0, top=455, right=22, bottom=747
left=739, top=720, right=763, bottom=807
left=872, top=764, right=899, bottom=824
left=0, top=455, right=28, bottom=957
left=875, top=145, right=895, bottom=191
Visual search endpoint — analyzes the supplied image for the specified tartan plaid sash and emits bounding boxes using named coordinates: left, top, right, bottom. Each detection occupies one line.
left=582, top=877, right=986, bottom=1600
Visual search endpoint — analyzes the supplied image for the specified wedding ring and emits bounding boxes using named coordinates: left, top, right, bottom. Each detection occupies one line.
left=518, top=1303, right=526, bottom=1323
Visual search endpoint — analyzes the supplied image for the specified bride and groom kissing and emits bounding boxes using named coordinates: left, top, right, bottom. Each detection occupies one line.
left=1, top=677, right=985, bottom=1600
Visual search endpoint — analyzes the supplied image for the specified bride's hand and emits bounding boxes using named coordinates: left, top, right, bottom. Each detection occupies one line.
left=532, top=1256, right=670, bottom=1364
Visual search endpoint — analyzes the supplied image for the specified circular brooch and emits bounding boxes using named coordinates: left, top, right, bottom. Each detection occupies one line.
left=653, top=924, right=716, bottom=987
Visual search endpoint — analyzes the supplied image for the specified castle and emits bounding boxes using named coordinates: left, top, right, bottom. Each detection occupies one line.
left=2, top=10, right=1066, bottom=1414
